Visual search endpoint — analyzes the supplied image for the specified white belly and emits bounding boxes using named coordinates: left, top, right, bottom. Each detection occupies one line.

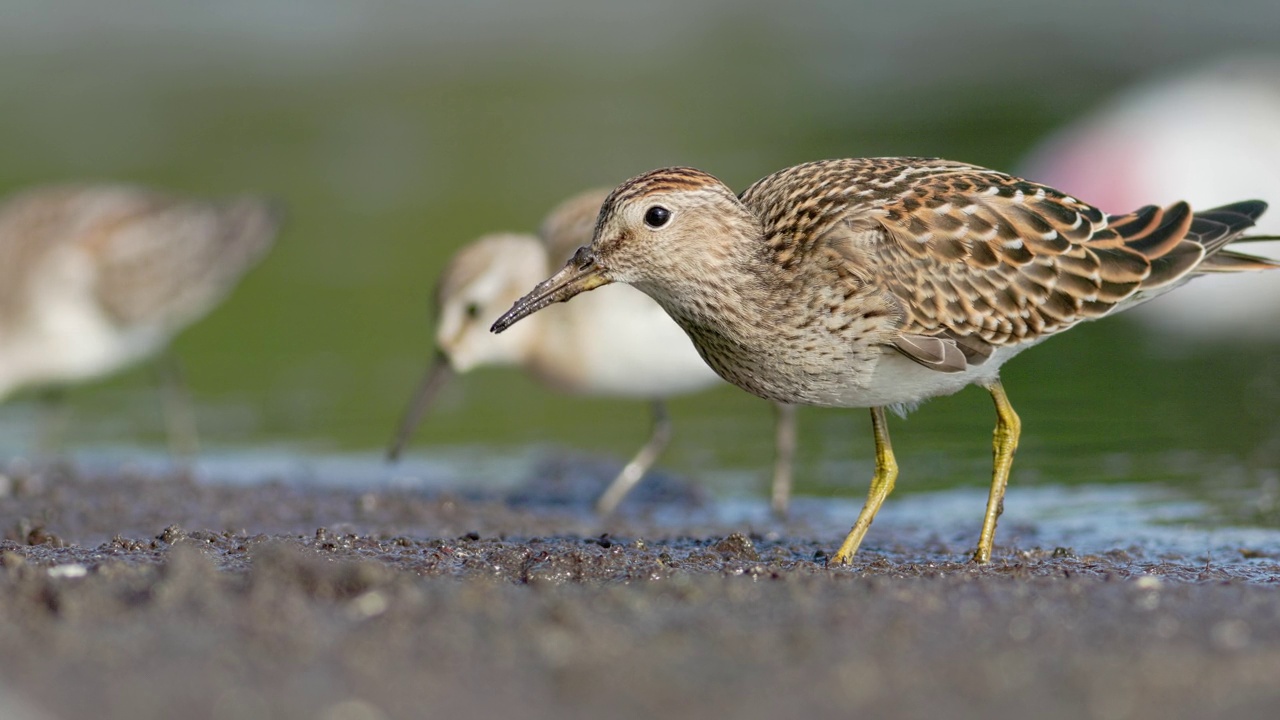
left=0, top=248, right=165, bottom=399
left=803, top=344, right=1038, bottom=411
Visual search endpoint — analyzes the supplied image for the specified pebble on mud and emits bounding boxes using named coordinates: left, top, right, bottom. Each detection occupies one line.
left=711, top=532, right=760, bottom=561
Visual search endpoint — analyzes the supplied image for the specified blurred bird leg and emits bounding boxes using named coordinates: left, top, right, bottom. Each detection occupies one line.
left=595, top=400, right=673, bottom=516
left=771, top=403, right=797, bottom=518
left=156, top=352, right=199, bottom=459
left=35, top=387, right=71, bottom=456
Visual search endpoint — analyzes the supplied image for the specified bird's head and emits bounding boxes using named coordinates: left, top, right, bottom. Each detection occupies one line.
left=491, top=167, right=754, bottom=333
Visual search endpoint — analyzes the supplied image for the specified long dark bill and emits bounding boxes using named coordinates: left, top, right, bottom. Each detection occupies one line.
left=385, top=351, right=455, bottom=462
left=490, top=255, right=609, bottom=334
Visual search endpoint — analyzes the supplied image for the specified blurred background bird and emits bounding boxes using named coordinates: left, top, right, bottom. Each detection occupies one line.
left=389, top=189, right=798, bottom=515
left=1020, top=55, right=1280, bottom=342
left=0, top=184, right=282, bottom=453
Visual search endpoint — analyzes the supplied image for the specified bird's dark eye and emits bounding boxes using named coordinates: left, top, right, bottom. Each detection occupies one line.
left=464, top=302, right=481, bottom=319
left=644, top=206, right=671, bottom=228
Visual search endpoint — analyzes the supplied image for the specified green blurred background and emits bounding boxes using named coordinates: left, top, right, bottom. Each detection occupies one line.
left=1, top=1, right=1278, bottom=505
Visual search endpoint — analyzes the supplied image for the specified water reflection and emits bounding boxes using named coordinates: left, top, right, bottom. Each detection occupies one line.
left=11, top=446, right=1279, bottom=558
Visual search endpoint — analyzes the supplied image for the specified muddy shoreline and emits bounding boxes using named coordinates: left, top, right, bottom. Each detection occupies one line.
left=2, top=462, right=1279, bottom=720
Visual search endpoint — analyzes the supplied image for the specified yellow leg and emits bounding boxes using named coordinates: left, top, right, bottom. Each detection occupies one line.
left=973, top=380, right=1021, bottom=563
left=830, top=407, right=898, bottom=564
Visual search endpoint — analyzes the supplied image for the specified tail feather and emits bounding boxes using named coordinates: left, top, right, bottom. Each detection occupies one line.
left=1198, top=250, right=1280, bottom=273
left=1111, top=199, right=1279, bottom=281
left=1195, top=199, right=1267, bottom=225
left=1189, top=200, right=1277, bottom=273
left=1187, top=201, right=1265, bottom=253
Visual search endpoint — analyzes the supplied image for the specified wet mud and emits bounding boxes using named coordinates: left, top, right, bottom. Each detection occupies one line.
left=2, top=460, right=1279, bottom=720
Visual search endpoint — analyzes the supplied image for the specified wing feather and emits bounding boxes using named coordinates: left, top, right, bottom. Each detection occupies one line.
left=780, top=159, right=1274, bottom=373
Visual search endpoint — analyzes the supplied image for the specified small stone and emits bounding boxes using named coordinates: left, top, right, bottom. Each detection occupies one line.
left=712, top=532, right=759, bottom=561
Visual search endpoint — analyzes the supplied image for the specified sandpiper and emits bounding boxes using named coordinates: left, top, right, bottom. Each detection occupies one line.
left=0, top=184, right=282, bottom=449
left=388, top=189, right=798, bottom=516
left=492, top=157, right=1276, bottom=563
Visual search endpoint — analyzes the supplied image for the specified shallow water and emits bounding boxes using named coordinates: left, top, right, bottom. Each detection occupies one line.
left=13, top=438, right=1279, bottom=571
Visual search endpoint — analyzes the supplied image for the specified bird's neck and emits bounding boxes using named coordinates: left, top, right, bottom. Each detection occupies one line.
left=633, top=227, right=782, bottom=357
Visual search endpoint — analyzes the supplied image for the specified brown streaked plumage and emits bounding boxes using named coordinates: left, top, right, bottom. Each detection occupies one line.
left=388, top=188, right=800, bottom=517
left=493, top=157, right=1277, bottom=563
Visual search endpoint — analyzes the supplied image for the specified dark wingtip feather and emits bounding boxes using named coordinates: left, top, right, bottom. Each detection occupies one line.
left=1200, top=199, right=1268, bottom=224
left=1188, top=199, right=1269, bottom=256
left=1189, top=199, right=1278, bottom=272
